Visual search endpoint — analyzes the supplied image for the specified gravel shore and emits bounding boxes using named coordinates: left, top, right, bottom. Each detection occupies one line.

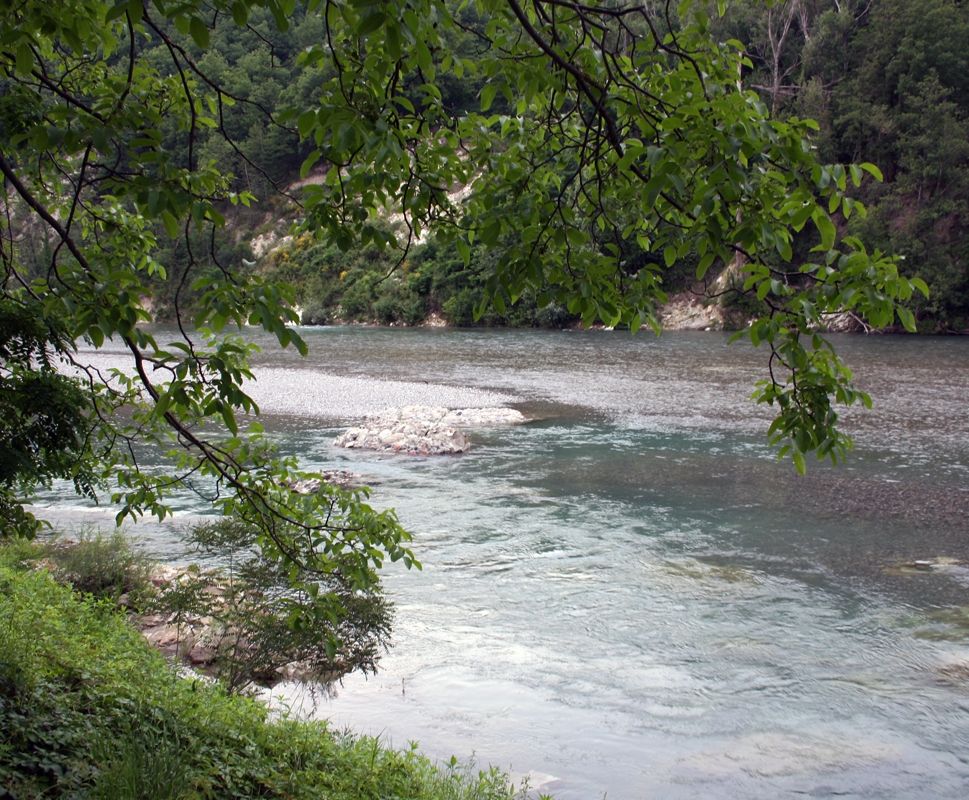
left=246, top=368, right=518, bottom=422
left=67, top=353, right=519, bottom=424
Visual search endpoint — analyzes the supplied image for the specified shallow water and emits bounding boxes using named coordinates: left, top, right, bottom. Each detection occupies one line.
left=35, top=328, right=969, bottom=798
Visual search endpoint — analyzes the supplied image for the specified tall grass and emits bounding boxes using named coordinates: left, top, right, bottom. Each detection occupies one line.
left=41, top=529, right=152, bottom=600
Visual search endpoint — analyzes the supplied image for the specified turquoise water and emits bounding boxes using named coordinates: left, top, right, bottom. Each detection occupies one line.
left=36, top=328, right=969, bottom=798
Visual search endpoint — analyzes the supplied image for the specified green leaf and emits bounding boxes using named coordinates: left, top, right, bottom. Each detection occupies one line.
left=160, top=210, right=180, bottom=239
left=696, top=252, right=715, bottom=279
left=455, top=238, right=471, bottom=266
left=860, top=162, right=884, bottom=182
left=106, top=2, right=129, bottom=22
left=910, top=277, right=930, bottom=298
left=812, top=208, right=836, bottom=250
left=297, top=110, right=316, bottom=139
left=415, top=40, right=433, bottom=74
left=15, top=43, right=32, bottom=76
left=231, top=1, right=248, bottom=25
left=189, top=17, right=210, bottom=48
left=849, top=164, right=863, bottom=188
left=385, top=22, right=401, bottom=59
left=775, top=234, right=793, bottom=262
left=897, top=306, right=917, bottom=333
left=300, top=149, right=321, bottom=178
left=357, top=11, right=386, bottom=36
left=480, top=83, right=497, bottom=112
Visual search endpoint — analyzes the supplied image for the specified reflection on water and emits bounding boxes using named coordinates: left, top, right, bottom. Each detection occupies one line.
left=35, top=328, right=969, bottom=798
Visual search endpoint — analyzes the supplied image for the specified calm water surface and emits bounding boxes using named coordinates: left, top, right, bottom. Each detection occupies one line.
left=38, top=328, right=969, bottom=798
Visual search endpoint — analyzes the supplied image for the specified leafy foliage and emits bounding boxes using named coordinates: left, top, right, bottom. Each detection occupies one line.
left=719, top=0, right=969, bottom=330
left=1, top=0, right=421, bottom=638
left=266, top=231, right=579, bottom=327
left=831, top=0, right=969, bottom=330
left=0, top=301, right=99, bottom=536
left=272, top=0, right=925, bottom=470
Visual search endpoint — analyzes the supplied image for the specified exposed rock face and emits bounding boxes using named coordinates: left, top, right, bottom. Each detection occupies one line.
left=818, top=311, right=868, bottom=333
left=659, top=294, right=870, bottom=334
left=134, top=571, right=239, bottom=669
left=250, top=229, right=292, bottom=259
left=659, top=294, right=724, bottom=330
left=335, top=405, right=525, bottom=455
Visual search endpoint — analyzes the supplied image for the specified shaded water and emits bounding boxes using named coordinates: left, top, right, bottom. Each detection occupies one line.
left=36, top=328, right=969, bottom=798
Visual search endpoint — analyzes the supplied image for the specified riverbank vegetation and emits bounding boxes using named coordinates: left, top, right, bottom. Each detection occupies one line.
left=267, top=229, right=581, bottom=328
left=0, top=538, right=530, bottom=800
left=35, top=524, right=395, bottom=692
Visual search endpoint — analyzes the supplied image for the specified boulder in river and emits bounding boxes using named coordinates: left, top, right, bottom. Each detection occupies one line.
left=334, top=404, right=524, bottom=455
left=288, top=470, right=362, bottom=493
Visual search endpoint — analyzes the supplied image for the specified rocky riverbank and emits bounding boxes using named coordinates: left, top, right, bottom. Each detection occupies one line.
left=132, top=565, right=338, bottom=686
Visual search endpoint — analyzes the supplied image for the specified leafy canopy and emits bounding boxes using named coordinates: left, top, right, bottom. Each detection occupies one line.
left=0, top=0, right=925, bottom=568
left=0, top=301, right=99, bottom=536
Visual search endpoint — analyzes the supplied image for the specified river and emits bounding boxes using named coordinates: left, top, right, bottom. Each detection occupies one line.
left=34, top=327, right=969, bottom=798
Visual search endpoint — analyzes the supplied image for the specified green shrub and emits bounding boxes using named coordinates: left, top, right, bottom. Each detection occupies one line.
left=339, top=274, right=378, bottom=320
left=42, top=530, right=152, bottom=602
left=534, top=303, right=574, bottom=329
left=373, top=285, right=427, bottom=325
left=441, top=288, right=478, bottom=326
left=300, top=304, right=329, bottom=325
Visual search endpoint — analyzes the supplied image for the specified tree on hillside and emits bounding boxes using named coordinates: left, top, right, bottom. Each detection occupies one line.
left=0, top=0, right=924, bottom=574
left=716, top=0, right=969, bottom=330
left=830, top=0, right=969, bottom=328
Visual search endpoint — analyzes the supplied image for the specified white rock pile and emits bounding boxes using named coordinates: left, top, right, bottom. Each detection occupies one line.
left=335, top=405, right=525, bottom=455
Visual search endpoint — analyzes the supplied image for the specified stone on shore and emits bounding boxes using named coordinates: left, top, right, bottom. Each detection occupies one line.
left=134, top=566, right=330, bottom=685
left=334, top=405, right=525, bottom=455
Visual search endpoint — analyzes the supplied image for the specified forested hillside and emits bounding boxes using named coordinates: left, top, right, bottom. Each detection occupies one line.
left=718, top=0, right=969, bottom=330
left=8, top=1, right=955, bottom=330
left=177, top=1, right=965, bottom=331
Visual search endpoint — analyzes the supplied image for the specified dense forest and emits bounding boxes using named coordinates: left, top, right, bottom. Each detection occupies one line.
left=91, top=0, right=966, bottom=332
left=720, top=0, right=969, bottom=331
left=8, top=2, right=956, bottom=330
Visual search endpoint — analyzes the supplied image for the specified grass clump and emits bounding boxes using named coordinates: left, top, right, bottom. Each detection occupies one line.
left=0, top=542, right=533, bottom=800
left=40, top=530, right=152, bottom=601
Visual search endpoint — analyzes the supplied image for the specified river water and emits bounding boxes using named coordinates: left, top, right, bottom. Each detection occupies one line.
left=35, top=328, right=969, bottom=798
